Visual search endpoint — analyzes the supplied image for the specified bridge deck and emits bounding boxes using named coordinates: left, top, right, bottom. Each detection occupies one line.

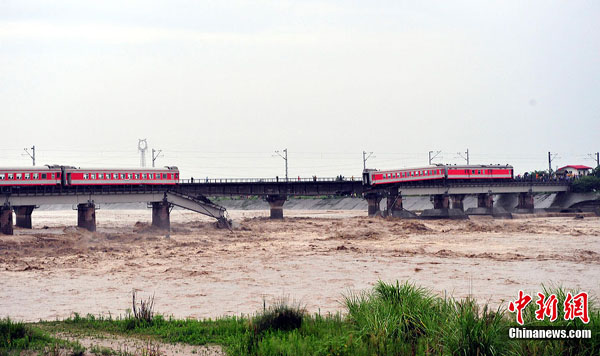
left=1, top=180, right=569, bottom=201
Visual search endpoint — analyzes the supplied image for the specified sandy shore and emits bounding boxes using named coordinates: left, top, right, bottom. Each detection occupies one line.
left=0, top=209, right=599, bottom=322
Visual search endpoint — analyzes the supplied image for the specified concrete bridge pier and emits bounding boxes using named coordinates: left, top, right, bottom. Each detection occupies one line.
left=14, top=206, right=35, bottom=229
left=466, top=193, right=511, bottom=218
left=433, top=194, right=450, bottom=209
left=451, top=194, right=465, bottom=210
left=364, top=193, right=383, bottom=217
left=152, top=201, right=171, bottom=230
left=466, top=193, right=495, bottom=216
left=0, top=206, right=13, bottom=235
left=515, top=191, right=535, bottom=213
left=478, top=193, right=494, bottom=209
left=386, top=188, right=417, bottom=218
left=77, top=202, right=96, bottom=232
left=266, top=195, right=287, bottom=219
left=422, top=194, right=467, bottom=219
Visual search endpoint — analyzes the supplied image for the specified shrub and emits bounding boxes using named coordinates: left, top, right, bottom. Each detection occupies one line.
left=132, top=291, right=155, bottom=325
left=251, top=298, right=305, bottom=335
left=571, top=176, right=600, bottom=192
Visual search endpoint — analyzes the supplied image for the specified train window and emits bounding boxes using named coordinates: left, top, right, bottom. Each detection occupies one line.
left=175, top=173, right=179, bottom=179
left=91, top=174, right=96, bottom=179
left=162, top=174, right=166, bottom=179
left=33, top=173, right=39, bottom=179
left=471, top=170, right=475, bottom=174
left=478, top=170, right=481, bottom=174
left=127, top=174, right=132, bottom=180
left=42, top=173, right=47, bottom=179
left=142, top=173, right=146, bottom=179
left=149, top=173, right=153, bottom=179
left=83, top=174, right=89, bottom=179
left=99, top=173, right=104, bottom=179
left=134, top=174, right=139, bottom=179
left=0, top=174, right=4, bottom=180
left=25, top=173, right=30, bottom=179
left=9, top=174, right=14, bottom=179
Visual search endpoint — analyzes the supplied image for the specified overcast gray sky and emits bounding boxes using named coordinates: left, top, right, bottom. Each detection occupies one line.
left=1, top=0, right=599, bottom=178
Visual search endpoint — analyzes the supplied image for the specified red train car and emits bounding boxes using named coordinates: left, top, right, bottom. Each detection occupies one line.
left=363, top=164, right=513, bottom=186
left=0, top=166, right=179, bottom=187
left=64, top=167, right=179, bottom=186
left=446, top=165, right=513, bottom=180
left=365, top=166, right=445, bottom=186
left=0, top=166, right=62, bottom=186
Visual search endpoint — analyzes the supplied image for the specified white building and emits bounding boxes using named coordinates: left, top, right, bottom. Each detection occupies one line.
left=556, top=165, right=592, bottom=177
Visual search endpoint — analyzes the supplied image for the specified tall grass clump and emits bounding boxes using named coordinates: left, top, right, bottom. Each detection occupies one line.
left=239, top=298, right=307, bottom=354
left=132, top=291, right=155, bottom=323
left=344, top=281, right=442, bottom=354
left=441, top=298, right=509, bottom=356
left=0, top=318, right=58, bottom=355
left=251, top=298, right=305, bottom=334
left=123, top=291, right=157, bottom=330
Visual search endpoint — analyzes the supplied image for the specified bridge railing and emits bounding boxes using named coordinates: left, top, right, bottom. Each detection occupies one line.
left=179, top=177, right=361, bottom=184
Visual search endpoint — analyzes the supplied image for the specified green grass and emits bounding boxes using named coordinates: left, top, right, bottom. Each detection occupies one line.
left=0, top=317, right=84, bottom=356
left=19, top=282, right=600, bottom=356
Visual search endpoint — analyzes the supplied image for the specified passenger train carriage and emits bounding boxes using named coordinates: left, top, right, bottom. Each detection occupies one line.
left=0, top=166, right=62, bottom=186
left=0, top=166, right=179, bottom=187
left=363, top=164, right=513, bottom=186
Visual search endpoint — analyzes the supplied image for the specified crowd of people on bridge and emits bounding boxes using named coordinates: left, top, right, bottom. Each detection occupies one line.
left=514, top=171, right=591, bottom=182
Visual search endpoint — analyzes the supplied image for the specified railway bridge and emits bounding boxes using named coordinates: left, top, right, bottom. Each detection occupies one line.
left=175, top=179, right=571, bottom=219
left=0, top=179, right=576, bottom=235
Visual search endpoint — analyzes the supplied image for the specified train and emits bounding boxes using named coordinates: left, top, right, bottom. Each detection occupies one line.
left=362, top=164, right=514, bottom=186
left=0, top=166, right=179, bottom=187
left=0, top=163, right=513, bottom=187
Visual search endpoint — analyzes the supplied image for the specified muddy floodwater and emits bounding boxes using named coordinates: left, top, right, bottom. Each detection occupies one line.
left=1, top=209, right=599, bottom=321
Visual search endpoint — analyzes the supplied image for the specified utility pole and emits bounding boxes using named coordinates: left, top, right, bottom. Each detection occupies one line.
left=548, top=151, right=558, bottom=174
left=275, top=149, right=288, bottom=181
left=24, top=145, right=35, bottom=166
left=152, top=148, right=162, bottom=168
left=428, top=150, right=441, bottom=165
left=457, top=149, right=469, bottom=165
left=588, top=152, right=600, bottom=168
left=363, top=151, right=373, bottom=170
